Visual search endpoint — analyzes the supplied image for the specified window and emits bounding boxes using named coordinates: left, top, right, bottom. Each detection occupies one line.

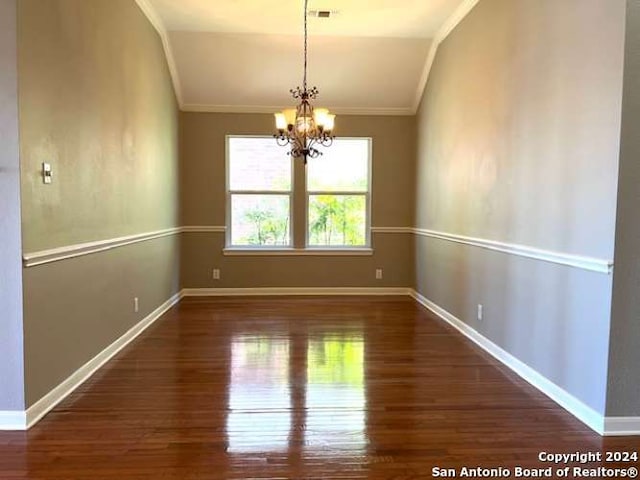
left=227, top=137, right=292, bottom=247
left=307, top=139, right=370, bottom=247
left=226, top=136, right=371, bottom=251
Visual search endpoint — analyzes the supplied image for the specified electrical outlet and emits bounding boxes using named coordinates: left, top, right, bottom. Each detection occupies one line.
left=375, top=268, right=383, bottom=280
left=477, top=304, right=483, bottom=321
left=213, top=268, right=220, bottom=280
left=134, top=297, right=139, bottom=313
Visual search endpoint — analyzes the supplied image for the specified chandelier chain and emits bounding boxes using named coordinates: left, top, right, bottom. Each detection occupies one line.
left=303, top=0, right=308, bottom=91
left=274, top=0, right=334, bottom=164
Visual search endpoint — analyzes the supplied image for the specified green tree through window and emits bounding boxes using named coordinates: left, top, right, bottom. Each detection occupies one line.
left=227, top=137, right=370, bottom=248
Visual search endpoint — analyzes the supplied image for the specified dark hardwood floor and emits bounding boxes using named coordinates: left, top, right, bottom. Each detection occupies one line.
left=0, top=296, right=638, bottom=479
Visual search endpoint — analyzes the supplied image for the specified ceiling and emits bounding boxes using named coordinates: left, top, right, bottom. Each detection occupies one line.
left=149, top=0, right=465, bottom=38
left=142, top=0, right=472, bottom=114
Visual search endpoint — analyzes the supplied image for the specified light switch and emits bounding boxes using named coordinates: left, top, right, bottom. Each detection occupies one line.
left=42, top=163, right=52, bottom=184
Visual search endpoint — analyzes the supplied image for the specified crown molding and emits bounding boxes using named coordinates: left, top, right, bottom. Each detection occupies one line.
left=135, top=0, right=476, bottom=117
left=134, top=0, right=184, bottom=108
left=181, top=103, right=415, bottom=116
left=412, top=0, right=481, bottom=113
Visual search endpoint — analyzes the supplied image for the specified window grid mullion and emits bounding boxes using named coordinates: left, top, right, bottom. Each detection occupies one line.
left=230, top=190, right=292, bottom=195
left=306, top=191, right=368, bottom=196
left=227, top=135, right=371, bottom=249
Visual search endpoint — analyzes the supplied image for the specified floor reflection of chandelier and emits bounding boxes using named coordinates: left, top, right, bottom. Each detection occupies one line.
left=274, top=0, right=335, bottom=164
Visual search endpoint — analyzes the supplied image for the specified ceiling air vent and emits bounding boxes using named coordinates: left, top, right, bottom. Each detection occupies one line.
left=308, top=10, right=339, bottom=18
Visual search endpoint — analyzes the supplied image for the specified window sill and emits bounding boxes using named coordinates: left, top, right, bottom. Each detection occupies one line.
left=223, top=248, right=373, bottom=257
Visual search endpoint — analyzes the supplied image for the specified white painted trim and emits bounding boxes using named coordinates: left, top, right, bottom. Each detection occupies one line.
left=413, top=228, right=613, bottom=274
left=8, top=286, right=636, bottom=437
left=135, top=0, right=476, bottom=116
left=0, top=411, right=27, bottom=430
left=183, top=287, right=411, bottom=297
left=182, top=104, right=414, bottom=116
left=23, top=291, right=183, bottom=430
left=414, top=41, right=438, bottom=114
left=23, top=227, right=182, bottom=267
left=409, top=289, right=607, bottom=435
left=182, top=225, right=226, bottom=233
left=412, top=0, right=481, bottom=112
left=435, top=0, right=483, bottom=49
left=134, top=0, right=184, bottom=107
left=371, top=227, right=414, bottom=234
left=22, top=225, right=403, bottom=267
left=223, top=248, right=373, bottom=256
left=603, top=417, right=640, bottom=436
left=184, top=104, right=287, bottom=114
left=22, top=225, right=613, bottom=275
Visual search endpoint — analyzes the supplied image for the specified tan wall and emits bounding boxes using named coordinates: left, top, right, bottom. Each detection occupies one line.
left=0, top=0, right=25, bottom=411
left=180, top=112, right=415, bottom=288
left=23, top=236, right=180, bottom=406
left=414, top=0, right=625, bottom=413
left=18, top=0, right=181, bottom=406
left=19, top=0, right=179, bottom=253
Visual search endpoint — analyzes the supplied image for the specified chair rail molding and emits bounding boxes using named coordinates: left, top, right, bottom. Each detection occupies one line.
left=23, top=225, right=613, bottom=274
left=22, top=227, right=183, bottom=267
left=23, top=225, right=418, bottom=267
left=413, top=228, right=613, bottom=274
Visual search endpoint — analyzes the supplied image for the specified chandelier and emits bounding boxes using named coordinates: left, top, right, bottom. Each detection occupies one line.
left=274, top=0, right=335, bottom=164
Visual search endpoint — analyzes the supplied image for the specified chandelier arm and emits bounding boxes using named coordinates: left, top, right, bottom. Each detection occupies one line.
left=309, top=147, right=321, bottom=159
left=275, top=135, right=291, bottom=147
left=320, top=136, right=333, bottom=147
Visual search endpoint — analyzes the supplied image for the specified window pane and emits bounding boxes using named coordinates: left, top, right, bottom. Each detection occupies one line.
left=231, top=194, right=290, bottom=246
left=229, top=137, right=291, bottom=191
left=307, top=139, right=369, bottom=192
left=308, top=195, right=366, bottom=246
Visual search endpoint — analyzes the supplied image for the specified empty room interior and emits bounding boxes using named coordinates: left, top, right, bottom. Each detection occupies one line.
left=1, top=0, right=640, bottom=478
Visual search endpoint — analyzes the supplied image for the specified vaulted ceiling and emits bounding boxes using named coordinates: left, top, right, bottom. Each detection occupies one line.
left=138, top=0, right=475, bottom=114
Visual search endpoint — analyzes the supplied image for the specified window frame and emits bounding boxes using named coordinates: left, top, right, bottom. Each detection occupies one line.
left=305, top=137, right=372, bottom=249
left=225, top=135, right=295, bottom=249
left=224, top=135, right=373, bottom=254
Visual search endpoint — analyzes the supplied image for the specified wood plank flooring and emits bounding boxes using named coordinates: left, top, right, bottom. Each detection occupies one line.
left=0, top=296, right=638, bottom=479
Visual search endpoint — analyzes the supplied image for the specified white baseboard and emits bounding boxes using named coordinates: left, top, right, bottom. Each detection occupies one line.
left=408, top=289, right=608, bottom=435
left=604, top=417, right=640, bottom=436
left=0, top=411, right=27, bottom=430
left=21, top=291, right=183, bottom=430
left=7, top=286, right=639, bottom=437
left=182, top=287, right=412, bottom=297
